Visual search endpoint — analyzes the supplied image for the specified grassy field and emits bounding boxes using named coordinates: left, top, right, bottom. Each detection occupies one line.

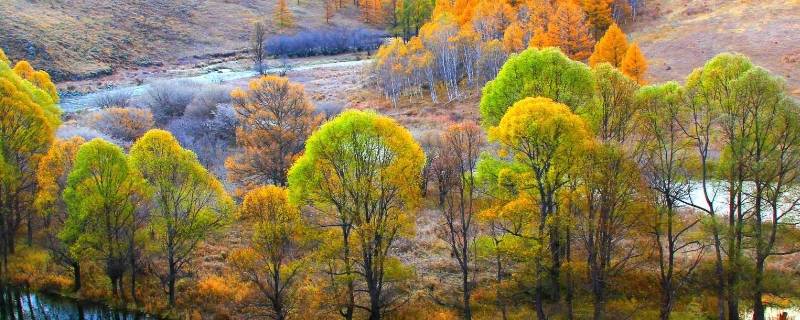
left=0, top=0, right=367, bottom=81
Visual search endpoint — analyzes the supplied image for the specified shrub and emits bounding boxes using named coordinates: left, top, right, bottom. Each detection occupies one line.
left=265, top=27, right=385, bottom=58
left=91, top=90, right=133, bottom=109
left=57, top=123, right=119, bottom=144
left=144, top=80, right=200, bottom=124
left=85, top=107, right=155, bottom=142
left=185, top=85, right=232, bottom=119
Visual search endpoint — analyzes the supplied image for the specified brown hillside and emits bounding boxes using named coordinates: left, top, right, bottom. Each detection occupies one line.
left=630, top=0, right=800, bottom=96
left=0, top=0, right=367, bottom=81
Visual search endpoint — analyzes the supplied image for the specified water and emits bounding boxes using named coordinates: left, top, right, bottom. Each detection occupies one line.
left=0, top=286, right=156, bottom=320
left=58, top=59, right=370, bottom=113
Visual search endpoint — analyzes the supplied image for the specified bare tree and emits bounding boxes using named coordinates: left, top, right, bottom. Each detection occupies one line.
left=252, top=22, right=267, bottom=75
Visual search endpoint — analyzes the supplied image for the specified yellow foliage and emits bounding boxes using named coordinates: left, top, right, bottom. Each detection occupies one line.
left=0, top=47, right=8, bottom=64
left=589, top=23, right=628, bottom=67
left=621, top=42, right=648, bottom=84
left=546, top=0, right=595, bottom=60
left=502, top=21, right=526, bottom=53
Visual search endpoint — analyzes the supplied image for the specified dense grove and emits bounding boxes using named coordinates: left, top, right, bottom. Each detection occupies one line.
left=1, top=1, right=800, bottom=319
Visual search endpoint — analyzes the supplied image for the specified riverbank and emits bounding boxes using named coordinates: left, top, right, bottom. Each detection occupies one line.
left=0, top=284, right=159, bottom=320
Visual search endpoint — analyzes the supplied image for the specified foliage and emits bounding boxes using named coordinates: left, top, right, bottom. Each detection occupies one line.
left=588, top=23, right=628, bottom=67
left=274, top=0, right=295, bottom=31
left=226, top=76, right=323, bottom=191
left=621, top=42, right=647, bottom=84
left=479, top=47, right=594, bottom=127
left=85, top=107, right=155, bottom=143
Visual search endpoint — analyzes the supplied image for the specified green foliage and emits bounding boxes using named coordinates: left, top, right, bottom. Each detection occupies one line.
left=479, top=47, right=594, bottom=127
left=582, top=63, right=640, bottom=142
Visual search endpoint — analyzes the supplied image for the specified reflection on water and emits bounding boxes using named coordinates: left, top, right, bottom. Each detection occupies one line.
left=743, top=307, right=800, bottom=320
left=0, top=285, right=155, bottom=320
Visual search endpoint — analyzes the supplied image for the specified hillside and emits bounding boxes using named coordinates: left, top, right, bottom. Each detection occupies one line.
left=630, top=0, right=800, bottom=95
left=0, top=0, right=367, bottom=81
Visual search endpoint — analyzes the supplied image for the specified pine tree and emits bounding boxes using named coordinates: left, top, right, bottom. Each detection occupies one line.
left=274, top=0, right=295, bottom=31
left=581, top=0, right=613, bottom=38
left=588, top=23, right=628, bottom=67
left=621, top=42, right=647, bottom=84
left=502, top=21, right=526, bottom=53
left=546, top=1, right=595, bottom=61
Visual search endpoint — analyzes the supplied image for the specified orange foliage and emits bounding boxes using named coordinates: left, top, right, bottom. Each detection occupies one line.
left=589, top=23, right=628, bottom=67
left=621, top=42, right=648, bottom=84
left=546, top=0, right=595, bottom=60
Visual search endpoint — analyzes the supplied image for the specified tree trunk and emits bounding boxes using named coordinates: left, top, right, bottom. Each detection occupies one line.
left=462, top=268, right=472, bottom=320
left=26, top=211, right=32, bottom=247
left=752, top=257, right=765, bottom=320
left=73, top=262, right=81, bottom=292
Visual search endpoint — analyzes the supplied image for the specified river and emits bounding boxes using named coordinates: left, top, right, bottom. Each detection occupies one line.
left=58, top=59, right=370, bottom=113
left=0, top=286, right=156, bottom=320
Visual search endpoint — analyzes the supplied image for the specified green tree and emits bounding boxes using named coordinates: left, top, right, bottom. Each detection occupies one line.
left=129, top=129, right=233, bottom=307
left=61, top=138, right=148, bottom=297
left=479, top=47, right=594, bottom=127
left=288, top=110, right=425, bottom=320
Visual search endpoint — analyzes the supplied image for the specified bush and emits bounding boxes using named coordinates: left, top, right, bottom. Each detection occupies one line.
left=144, top=80, right=200, bottom=124
left=85, top=107, right=154, bottom=142
left=91, top=90, right=133, bottom=109
left=57, top=123, right=119, bottom=144
left=266, top=27, right=386, bottom=58
left=185, top=85, right=232, bottom=119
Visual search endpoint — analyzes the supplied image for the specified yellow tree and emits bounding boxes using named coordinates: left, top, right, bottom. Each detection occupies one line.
left=502, top=21, right=526, bottom=53
left=226, top=76, right=323, bottom=192
left=588, top=23, right=628, bottom=67
left=621, top=42, right=648, bottom=84
left=129, top=129, right=233, bottom=307
left=0, top=57, right=60, bottom=268
left=274, top=0, right=295, bottom=31
left=0, top=48, right=8, bottom=64
left=35, top=137, right=85, bottom=291
left=581, top=0, right=613, bottom=38
left=288, top=110, right=425, bottom=320
left=546, top=1, right=595, bottom=61
left=471, top=0, right=515, bottom=41
left=230, top=185, right=310, bottom=320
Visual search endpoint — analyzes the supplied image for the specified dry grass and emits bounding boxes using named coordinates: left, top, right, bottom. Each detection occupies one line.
left=0, top=0, right=367, bottom=80
left=629, top=0, right=800, bottom=96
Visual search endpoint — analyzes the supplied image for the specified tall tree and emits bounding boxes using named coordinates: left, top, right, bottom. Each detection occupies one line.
left=588, top=23, right=628, bottom=67
left=288, top=110, right=425, bottom=320
left=0, top=57, right=60, bottom=276
left=230, top=185, right=310, bottom=320
left=621, top=43, right=647, bottom=84
left=274, top=0, right=295, bottom=31
left=226, top=76, right=323, bottom=191
left=434, top=122, right=485, bottom=320
left=581, top=0, right=614, bottom=38
left=129, top=129, right=233, bottom=307
left=61, top=138, right=147, bottom=297
left=480, top=97, right=593, bottom=320
left=35, top=137, right=86, bottom=291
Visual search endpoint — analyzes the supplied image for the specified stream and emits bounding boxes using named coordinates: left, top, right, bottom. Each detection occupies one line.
left=58, top=59, right=369, bottom=113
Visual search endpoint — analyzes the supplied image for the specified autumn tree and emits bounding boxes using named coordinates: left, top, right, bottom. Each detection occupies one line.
left=252, top=22, right=267, bottom=75
left=480, top=47, right=594, bottom=127
left=581, top=0, right=613, bottom=38
left=86, top=107, right=155, bottom=143
left=226, top=76, right=323, bottom=191
left=621, top=42, right=647, bottom=84
left=502, top=21, right=525, bottom=53
left=433, top=122, right=485, bottom=320
left=583, top=63, right=640, bottom=144
left=129, top=129, right=233, bottom=307
left=588, top=23, right=628, bottom=67
left=471, top=0, right=515, bottom=41
left=545, top=1, right=595, bottom=61
left=0, top=48, right=8, bottom=64
left=635, top=82, right=702, bottom=320
left=480, top=97, right=593, bottom=319
left=288, top=110, right=425, bottom=320
left=61, top=138, right=148, bottom=297
left=0, top=57, right=60, bottom=274
left=274, top=0, right=295, bottom=31
left=230, top=185, right=310, bottom=320
left=324, top=0, right=337, bottom=24
left=35, top=137, right=86, bottom=291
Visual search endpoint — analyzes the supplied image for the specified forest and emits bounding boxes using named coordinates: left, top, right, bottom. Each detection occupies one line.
left=1, top=0, right=799, bottom=320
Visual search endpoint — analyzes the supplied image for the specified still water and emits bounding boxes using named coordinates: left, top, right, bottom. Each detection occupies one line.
left=0, top=286, right=155, bottom=320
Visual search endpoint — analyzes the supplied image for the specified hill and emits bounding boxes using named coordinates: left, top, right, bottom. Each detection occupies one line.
left=630, top=0, right=800, bottom=95
left=0, top=0, right=367, bottom=81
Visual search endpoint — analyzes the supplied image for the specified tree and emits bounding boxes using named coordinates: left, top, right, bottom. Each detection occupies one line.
left=0, top=48, right=8, bottom=64
left=35, top=137, right=86, bottom=291
left=502, top=21, right=525, bottom=53
left=583, top=63, right=640, bottom=144
left=588, top=23, right=628, bottom=67
left=0, top=58, right=60, bottom=275
left=635, top=82, right=702, bottom=320
left=288, top=110, right=425, bottom=320
left=252, top=22, right=267, bottom=75
left=433, top=122, right=484, bottom=320
left=545, top=1, right=595, bottom=61
left=61, top=138, right=147, bottom=297
left=230, top=186, right=310, bottom=320
left=471, top=0, right=515, bottom=41
left=274, top=0, right=295, bottom=31
left=324, top=0, right=337, bottom=24
left=86, top=107, right=154, bottom=143
left=580, top=0, right=613, bottom=38
left=621, top=42, right=647, bottom=84
left=480, top=47, right=594, bottom=127
left=129, top=129, right=233, bottom=307
left=481, top=97, right=593, bottom=320
left=226, top=76, right=323, bottom=191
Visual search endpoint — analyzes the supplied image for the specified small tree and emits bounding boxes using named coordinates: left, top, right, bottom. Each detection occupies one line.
left=274, top=0, right=295, bottom=31
left=129, top=129, right=233, bottom=307
left=588, top=23, right=628, bottom=67
left=252, top=22, right=267, bottom=75
left=621, top=42, right=648, bottom=84
left=226, top=76, right=323, bottom=191
left=230, top=186, right=310, bottom=320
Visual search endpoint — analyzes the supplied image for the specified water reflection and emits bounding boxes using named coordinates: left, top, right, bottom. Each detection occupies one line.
left=0, top=286, right=155, bottom=320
